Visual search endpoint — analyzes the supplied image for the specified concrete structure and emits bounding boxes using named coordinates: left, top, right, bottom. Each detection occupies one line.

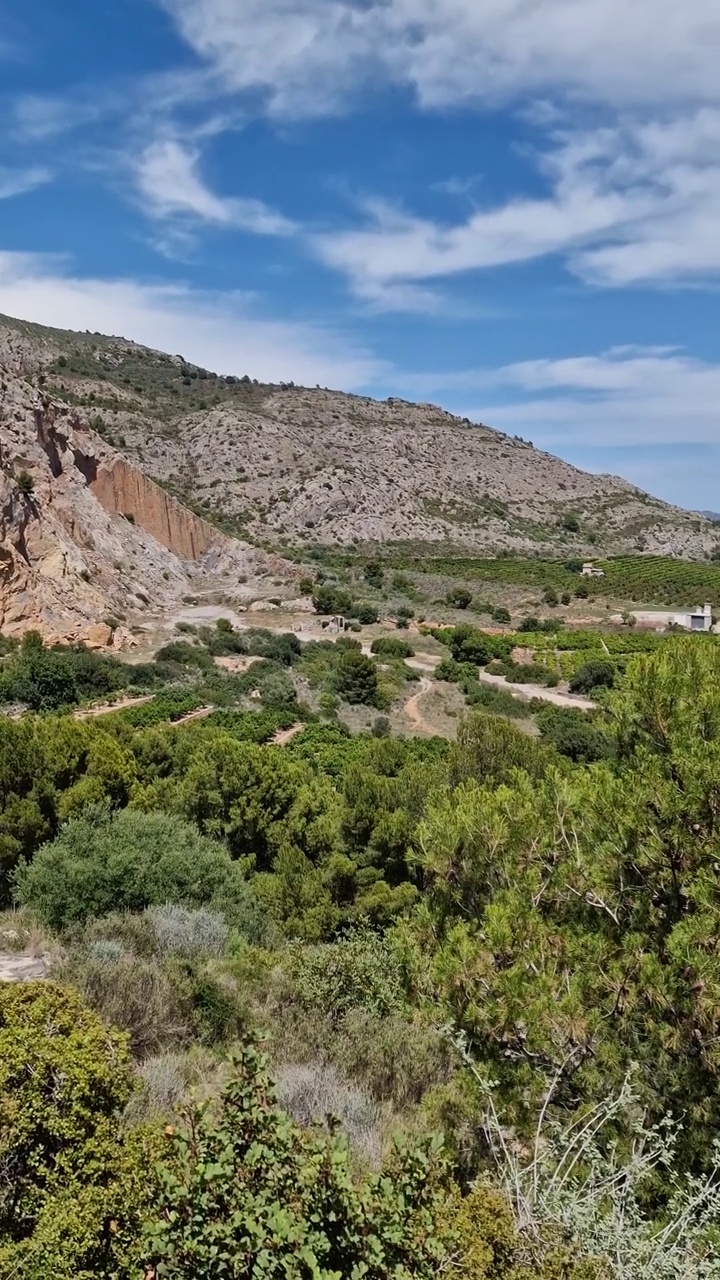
left=581, top=562, right=605, bottom=577
left=610, top=606, right=717, bottom=632
left=671, top=603, right=714, bottom=632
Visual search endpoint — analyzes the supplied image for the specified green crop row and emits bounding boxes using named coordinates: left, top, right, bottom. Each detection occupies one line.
left=375, top=553, right=720, bottom=608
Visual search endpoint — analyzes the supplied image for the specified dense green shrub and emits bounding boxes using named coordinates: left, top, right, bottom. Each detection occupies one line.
left=416, top=640, right=720, bottom=1172
left=371, top=636, right=415, bottom=659
left=333, top=648, right=381, bottom=706
left=446, top=586, right=473, bottom=609
left=15, top=807, right=257, bottom=931
left=243, top=628, right=302, bottom=665
left=355, top=603, right=380, bottom=625
left=0, top=982, right=150, bottom=1280
left=569, top=659, right=615, bottom=693
left=142, top=1042, right=446, bottom=1279
left=285, top=931, right=405, bottom=1024
left=449, top=710, right=556, bottom=787
left=536, top=706, right=613, bottom=762
left=312, top=582, right=353, bottom=615
left=0, top=634, right=126, bottom=711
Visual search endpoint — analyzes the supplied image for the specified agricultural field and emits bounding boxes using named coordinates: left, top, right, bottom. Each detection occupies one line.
left=304, top=548, right=720, bottom=611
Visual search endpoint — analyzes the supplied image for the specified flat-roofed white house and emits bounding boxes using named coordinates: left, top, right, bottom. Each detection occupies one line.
left=671, top=603, right=714, bottom=632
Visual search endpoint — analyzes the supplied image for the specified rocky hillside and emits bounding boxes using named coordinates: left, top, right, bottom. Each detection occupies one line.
left=1, top=312, right=716, bottom=566
left=0, top=322, right=290, bottom=641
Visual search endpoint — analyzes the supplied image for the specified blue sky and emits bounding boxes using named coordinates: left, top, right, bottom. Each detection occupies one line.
left=1, top=0, right=719, bottom=509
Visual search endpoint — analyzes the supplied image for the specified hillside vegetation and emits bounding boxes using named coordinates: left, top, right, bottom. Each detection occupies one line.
left=3, top=636, right=720, bottom=1276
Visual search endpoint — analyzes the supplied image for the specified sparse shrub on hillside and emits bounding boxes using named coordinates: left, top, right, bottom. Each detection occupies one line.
left=491, top=606, right=512, bottom=624
left=16, top=469, right=35, bottom=496
left=275, top=1061, right=382, bottom=1166
left=146, top=904, right=229, bottom=958
left=395, top=605, right=415, bottom=629
left=446, top=586, right=473, bottom=609
left=364, top=559, right=385, bottom=589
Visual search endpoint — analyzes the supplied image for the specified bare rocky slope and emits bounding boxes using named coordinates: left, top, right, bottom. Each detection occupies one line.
left=0, top=320, right=292, bottom=641
left=0, top=312, right=716, bottom=640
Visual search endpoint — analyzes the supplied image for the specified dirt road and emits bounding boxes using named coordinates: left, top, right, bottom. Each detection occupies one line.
left=407, top=652, right=594, bottom=711
left=477, top=670, right=594, bottom=710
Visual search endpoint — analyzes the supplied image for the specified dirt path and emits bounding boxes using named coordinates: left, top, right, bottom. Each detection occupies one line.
left=477, top=670, right=594, bottom=710
left=403, top=677, right=436, bottom=734
left=406, top=654, right=442, bottom=673
left=73, top=694, right=154, bottom=720
left=172, top=705, right=215, bottom=727
left=407, top=652, right=594, bottom=711
left=0, top=952, right=48, bottom=982
left=271, top=722, right=305, bottom=746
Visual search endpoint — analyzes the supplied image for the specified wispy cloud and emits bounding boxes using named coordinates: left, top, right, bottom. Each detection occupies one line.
left=135, top=137, right=295, bottom=236
left=309, top=110, right=720, bottom=302
left=11, top=94, right=110, bottom=142
left=158, top=0, right=720, bottom=118
left=0, top=250, right=383, bottom=388
left=0, top=165, right=52, bottom=200
left=446, top=347, right=720, bottom=449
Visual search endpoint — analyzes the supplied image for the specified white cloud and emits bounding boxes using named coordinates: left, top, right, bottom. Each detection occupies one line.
left=0, top=251, right=382, bottom=387
left=449, top=347, right=720, bottom=449
left=135, top=138, right=295, bottom=236
left=0, top=166, right=51, bottom=199
left=310, top=110, right=720, bottom=299
left=11, top=95, right=108, bottom=142
left=159, top=0, right=720, bottom=118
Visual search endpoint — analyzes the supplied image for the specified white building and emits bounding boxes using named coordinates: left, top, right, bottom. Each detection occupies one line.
left=670, top=603, right=714, bottom=632
left=581, top=562, right=605, bottom=577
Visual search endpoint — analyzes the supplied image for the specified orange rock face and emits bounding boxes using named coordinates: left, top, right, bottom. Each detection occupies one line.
left=90, top=458, right=216, bottom=561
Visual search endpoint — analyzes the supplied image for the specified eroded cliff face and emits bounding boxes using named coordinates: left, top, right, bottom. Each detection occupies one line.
left=0, top=369, right=284, bottom=641
left=90, top=457, right=215, bottom=560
